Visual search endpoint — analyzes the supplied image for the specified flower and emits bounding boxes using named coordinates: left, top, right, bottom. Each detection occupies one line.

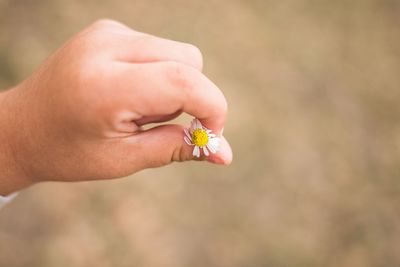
left=184, top=118, right=221, bottom=157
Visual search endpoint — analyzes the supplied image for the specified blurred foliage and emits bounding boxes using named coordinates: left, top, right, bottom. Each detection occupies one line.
left=1, top=0, right=400, bottom=266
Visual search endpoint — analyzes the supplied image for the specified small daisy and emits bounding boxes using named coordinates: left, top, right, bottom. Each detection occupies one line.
left=183, top=118, right=221, bottom=158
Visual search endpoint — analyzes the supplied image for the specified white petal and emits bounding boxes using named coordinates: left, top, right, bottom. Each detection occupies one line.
left=208, top=133, right=216, bottom=138
left=209, top=137, right=221, bottom=146
left=207, top=143, right=217, bottom=153
left=207, top=140, right=218, bottom=152
left=184, top=128, right=191, bottom=139
left=190, top=120, right=196, bottom=131
left=207, top=138, right=221, bottom=153
left=184, top=136, right=193, bottom=145
left=203, top=146, right=209, bottom=156
left=193, top=146, right=200, bottom=157
left=195, top=119, right=202, bottom=129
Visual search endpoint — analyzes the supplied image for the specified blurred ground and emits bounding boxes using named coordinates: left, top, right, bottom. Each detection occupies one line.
left=1, top=0, right=400, bottom=266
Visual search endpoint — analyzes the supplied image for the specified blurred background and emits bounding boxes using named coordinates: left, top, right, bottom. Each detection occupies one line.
left=1, top=0, right=400, bottom=266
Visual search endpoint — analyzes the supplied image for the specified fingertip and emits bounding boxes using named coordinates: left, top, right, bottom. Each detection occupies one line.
left=206, top=136, right=232, bottom=165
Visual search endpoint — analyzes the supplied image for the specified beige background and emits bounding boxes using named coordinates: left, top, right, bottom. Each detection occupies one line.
left=1, top=0, right=400, bottom=266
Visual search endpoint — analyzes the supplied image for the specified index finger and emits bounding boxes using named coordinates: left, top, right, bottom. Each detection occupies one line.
left=112, top=61, right=228, bottom=132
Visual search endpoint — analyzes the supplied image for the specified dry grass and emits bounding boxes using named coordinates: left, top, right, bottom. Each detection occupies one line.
left=1, top=0, right=400, bottom=266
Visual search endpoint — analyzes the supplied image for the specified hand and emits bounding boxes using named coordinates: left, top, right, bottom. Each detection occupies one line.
left=0, top=19, right=232, bottom=195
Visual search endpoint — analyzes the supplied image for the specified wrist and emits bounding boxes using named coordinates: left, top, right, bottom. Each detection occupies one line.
left=0, top=88, right=33, bottom=196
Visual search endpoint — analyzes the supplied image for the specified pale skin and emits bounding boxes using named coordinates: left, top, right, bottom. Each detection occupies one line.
left=0, top=19, right=232, bottom=196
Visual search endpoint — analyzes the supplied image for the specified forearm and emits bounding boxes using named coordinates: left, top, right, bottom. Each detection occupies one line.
left=0, top=89, right=32, bottom=196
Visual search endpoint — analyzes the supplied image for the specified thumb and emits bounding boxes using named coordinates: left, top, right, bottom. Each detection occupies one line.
left=133, top=124, right=232, bottom=169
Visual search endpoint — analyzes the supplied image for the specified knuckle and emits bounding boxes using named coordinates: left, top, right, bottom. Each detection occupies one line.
left=168, top=62, right=196, bottom=90
left=85, top=19, right=129, bottom=38
left=76, top=20, right=124, bottom=53
left=172, top=143, right=192, bottom=163
left=184, top=43, right=203, bottom=70
left=90, top=18, right=121, bottom=29
left=75, top=24, right=110, bottom=49
left=172, top=145, right=184, bottom=162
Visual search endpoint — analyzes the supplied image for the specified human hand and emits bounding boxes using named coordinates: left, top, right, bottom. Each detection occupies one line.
left=0, top=19, right=232, bottom=195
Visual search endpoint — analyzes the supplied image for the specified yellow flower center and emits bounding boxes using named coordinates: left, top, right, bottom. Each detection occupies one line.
left=192, top=129, right=209, bottom=147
